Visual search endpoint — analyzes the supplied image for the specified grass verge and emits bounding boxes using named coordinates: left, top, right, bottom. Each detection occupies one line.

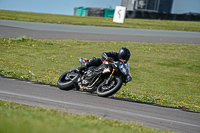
left=0, top=37, right=199, bottom=112
left=0, top=100, right=172, bottom=133
left=0, top=10, right=200, bottom=32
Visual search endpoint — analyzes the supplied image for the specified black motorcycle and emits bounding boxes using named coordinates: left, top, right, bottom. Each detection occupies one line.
left=57, top=58, right=132, bottom=97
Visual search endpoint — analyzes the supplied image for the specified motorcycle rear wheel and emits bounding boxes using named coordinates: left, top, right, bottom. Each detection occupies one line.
left=57, top=68, right=78, bottom=90
left=96, top=77, right=122, bottom=97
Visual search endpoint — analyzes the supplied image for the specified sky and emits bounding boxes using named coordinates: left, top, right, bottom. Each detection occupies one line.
left=0, top=0, right=121, bottom=15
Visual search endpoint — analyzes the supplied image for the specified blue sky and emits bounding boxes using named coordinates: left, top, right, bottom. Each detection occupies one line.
left=0, top=0, right=121, bottom=15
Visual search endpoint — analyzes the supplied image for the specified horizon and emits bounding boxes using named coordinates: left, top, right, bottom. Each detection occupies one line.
left=0, top=0, right=121, bottom=16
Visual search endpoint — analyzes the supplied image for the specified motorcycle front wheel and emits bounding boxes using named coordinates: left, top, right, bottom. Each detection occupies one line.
left=96, top=77, right=122, bottom=97
left=57, top=68, right=79, bottom=90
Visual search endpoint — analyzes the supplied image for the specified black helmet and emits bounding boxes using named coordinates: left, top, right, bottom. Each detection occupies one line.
left=118, top=47, right=131, bottom=61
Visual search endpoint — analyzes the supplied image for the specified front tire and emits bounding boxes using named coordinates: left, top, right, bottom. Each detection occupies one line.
left=97, top=77, right=122, bottom=97
left=57, top=68, right=78, bottom=90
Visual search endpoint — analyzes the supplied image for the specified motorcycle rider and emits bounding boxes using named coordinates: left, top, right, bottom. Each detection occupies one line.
left=102, top=47, right=131, bottom=62
left=78, top=47, right=131, bottom=71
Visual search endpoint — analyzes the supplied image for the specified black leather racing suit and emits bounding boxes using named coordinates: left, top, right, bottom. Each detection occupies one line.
left=84, top=51, right=119, bottom=68
left=101, top=51, right=119, bottom=61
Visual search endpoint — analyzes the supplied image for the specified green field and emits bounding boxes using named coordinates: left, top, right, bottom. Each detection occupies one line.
left=0, top=37, right=199, bottom=112
left=0, top=100, right=172, bottom=133
left=0, top=10, right=200, bottom=31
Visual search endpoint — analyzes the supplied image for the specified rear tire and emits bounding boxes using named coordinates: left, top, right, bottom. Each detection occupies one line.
left=57, top=68, right=78, bottom=90
left=97, top=77, right=122, bottom=97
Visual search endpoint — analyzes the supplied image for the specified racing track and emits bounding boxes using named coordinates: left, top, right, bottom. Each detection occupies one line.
left=0, top=20, right=200, bottom=133
left=0, top=19, right=200, bottom=44
left=0, top=76, right=200, bottom=133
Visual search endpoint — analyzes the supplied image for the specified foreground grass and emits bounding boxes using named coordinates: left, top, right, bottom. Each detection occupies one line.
left=0, top=100, right=171, bottom=133
left=0, top=37, right=199, bottom=112
left=0, top=10, right=200, bottom=31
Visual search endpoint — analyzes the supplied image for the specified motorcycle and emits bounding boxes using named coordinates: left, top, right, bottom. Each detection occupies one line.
left=57, top=58, right=132, bottom=97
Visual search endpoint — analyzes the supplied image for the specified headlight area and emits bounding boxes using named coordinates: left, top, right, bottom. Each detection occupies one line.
left=119, top=63, right=127, bottom=75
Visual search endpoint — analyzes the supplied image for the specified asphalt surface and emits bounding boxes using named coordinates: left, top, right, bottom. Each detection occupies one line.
left=0, top=19, right=200, bottom=44
left=0, top=77, right=200, bottom=133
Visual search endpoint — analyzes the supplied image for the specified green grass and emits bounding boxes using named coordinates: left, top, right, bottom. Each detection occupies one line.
left=0, top=37, right=199, bottom=112
left=0, top=100, right=172, bottom=133
left=0, top=10, right=200, bottom=31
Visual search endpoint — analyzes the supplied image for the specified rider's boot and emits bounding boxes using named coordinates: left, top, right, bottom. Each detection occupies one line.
left=77, top=57, right=102, bottom=72
left=77, top=62, right=90, bottom=72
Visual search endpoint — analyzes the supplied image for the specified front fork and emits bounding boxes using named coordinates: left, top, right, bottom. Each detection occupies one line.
left=105, top=69, right=115, bottom=85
